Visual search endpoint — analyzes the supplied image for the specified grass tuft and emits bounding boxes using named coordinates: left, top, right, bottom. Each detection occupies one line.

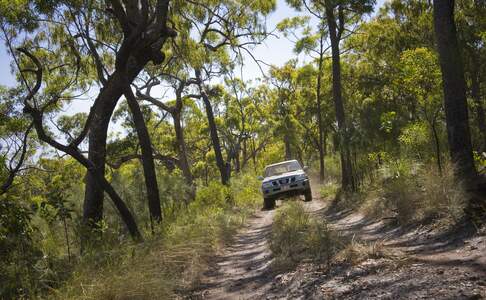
left=270, top=202, right=343, bottom=272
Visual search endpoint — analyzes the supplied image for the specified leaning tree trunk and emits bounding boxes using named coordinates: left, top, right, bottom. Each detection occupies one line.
left=25, top=105, right=143, bottom=242
left=125, top=88, right=162, bottom=223
left=83, top=56, right=153, bottom=239
left=84, top=70, right=128, bottom=232
left=433, top=0, right=477, bottom=181
left=326, top=6, right=355, bottom=191
left=201, top=91, right=230, bottom=185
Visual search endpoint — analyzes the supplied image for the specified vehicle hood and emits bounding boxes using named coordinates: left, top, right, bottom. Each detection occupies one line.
left=262, top=170, right=306, bottom=183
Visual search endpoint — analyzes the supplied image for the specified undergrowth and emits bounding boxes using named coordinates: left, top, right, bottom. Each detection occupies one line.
left=270, top=202, right=343, bottom=272
left=269, top=202, right=392, bottom=273
left=52, top=173, right=262, bottom=299
left=320, top=160, right=468, bottom=227
left=361, top=161, right=467, bottom=226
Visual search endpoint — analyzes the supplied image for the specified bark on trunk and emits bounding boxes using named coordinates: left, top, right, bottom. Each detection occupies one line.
left=433, top=0, right=477, bottom=180
left=201, top=90, right=230, bottom=185
left=125, top=88, right=162, bottom=222
left=317, top=32, right=325, bottom=182
left=26, top=107, right=143, bottom=242
left=83, top=67, right=146, bottom=231
left=471, top=58, right=486, bottom=152
left=325, top=6, right=355, bottom=191
left=431, top=120, right=443, bottom=174
left=173, top=111, right=194, bottom=186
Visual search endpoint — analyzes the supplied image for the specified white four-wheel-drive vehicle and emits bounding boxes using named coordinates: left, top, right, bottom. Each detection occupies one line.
left=258, top=160, right=312, bottom=209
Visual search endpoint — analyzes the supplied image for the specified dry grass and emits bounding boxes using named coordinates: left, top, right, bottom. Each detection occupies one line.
left=52, top=175, right=262, bottom=299
left=361, top=161, right=467, bottom=226
left=270, top=202, right=344, bottom=272
left=269, top=202, right=401, bottom=273
left=335, top=238, right=390, bottom=266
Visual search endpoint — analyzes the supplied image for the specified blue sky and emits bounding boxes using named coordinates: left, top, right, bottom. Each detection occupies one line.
left=0, top=0, right=386, bottom=117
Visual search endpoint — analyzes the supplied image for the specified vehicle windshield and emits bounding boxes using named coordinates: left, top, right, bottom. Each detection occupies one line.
left=264, top=161, right=302, bottom=177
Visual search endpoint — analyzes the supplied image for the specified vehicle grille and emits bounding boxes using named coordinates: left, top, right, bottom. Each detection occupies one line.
left=272, top=176, right=296, bottom=186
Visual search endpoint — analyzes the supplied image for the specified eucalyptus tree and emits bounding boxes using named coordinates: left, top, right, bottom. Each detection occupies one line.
left=268, top=61, right=302, bottom=161
left=277, top=16, right=330, bottom=181
left=456, top=0, right=486, bottom=152
left=219, top=76, right=276, bottom=173
left=1, top=0, right=177, bottom=240
left=433, top=0, right=477, bottom=182
left=399, top=48, right=445, bottom=173
left=286, top=0, right=375, bottom=191
left=220, top=76, right=251, bottom=173
left=144, top=0, right=276, bottom=185
left=136, top=71, right=197, bottom=190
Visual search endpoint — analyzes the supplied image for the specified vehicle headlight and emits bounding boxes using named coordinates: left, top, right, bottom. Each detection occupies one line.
left=295, top=174, right=308, bottom=181
left=262, top=182, right=273, bottom=188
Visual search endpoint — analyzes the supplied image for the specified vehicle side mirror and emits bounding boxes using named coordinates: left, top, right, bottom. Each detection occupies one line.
left=303, top=166, right=309, bottom=171
left=257, top=175, right=264, bottom=181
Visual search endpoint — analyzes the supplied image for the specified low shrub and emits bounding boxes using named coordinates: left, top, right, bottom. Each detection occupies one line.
left=361, top=160, right=467, bottom=226
left=270, top=202, right=343, bottom=272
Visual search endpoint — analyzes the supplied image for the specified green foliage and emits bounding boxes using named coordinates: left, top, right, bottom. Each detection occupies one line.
left=0, top=195, right=42, bottom=298
left=361, top=160, right=467, bottom=225
left=54, top=175, right=261, bottom=299
left=0, top=0, right=484, bottom=297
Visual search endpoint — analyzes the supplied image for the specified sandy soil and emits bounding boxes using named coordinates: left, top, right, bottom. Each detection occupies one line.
left=189, top=183, right=486, bottom=300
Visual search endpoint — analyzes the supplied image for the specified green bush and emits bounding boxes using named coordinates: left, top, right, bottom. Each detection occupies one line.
left=0, top=195, right=42, bottom=299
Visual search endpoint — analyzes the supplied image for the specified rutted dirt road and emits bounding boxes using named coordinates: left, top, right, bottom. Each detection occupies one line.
left=191, top=186, right=486, bottom=300
left=192, top=198, right=326, bottom=300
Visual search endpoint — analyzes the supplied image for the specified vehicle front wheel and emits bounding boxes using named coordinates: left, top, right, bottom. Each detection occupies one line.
left=263, top=197, right=276, bottom=210
left=303, top=188, right=312, bottom=202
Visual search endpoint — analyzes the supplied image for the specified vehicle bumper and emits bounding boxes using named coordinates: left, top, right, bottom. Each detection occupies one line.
left=262, top=179, right=309, bottom=199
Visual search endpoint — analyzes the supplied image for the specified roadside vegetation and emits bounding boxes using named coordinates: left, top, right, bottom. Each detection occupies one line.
left=52, top=174, right=261, bottom=299
left=1, top=0, right=485, bottom=299
left=320, top=158, right=470, bottom=227
left=270, top=201, right=393, bottom=273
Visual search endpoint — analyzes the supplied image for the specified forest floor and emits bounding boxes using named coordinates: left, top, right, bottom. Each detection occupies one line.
left=187, top=183, right=486, bottom=300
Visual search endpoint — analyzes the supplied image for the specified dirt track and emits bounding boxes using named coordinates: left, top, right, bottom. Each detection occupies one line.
left=192, top=185, right=486, bottom=300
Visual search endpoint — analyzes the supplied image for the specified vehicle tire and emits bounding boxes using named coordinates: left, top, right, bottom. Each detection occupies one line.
left=303, top=188, right=312, bottom=202
left=263, top=197, right=276, bottom=210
